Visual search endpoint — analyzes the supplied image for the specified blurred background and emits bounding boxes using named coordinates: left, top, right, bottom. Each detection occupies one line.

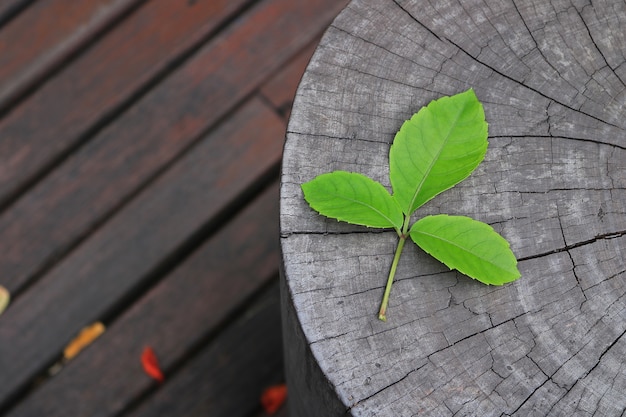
left=0, top=0, right=348, bottom=416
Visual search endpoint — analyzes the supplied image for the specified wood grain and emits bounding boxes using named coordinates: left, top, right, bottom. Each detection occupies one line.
left=280, top=0, right=626, bottom=415
left=0, top=0, right=32, bottom=27
left=5, top=183, right=281, bottom=417
left=0, top=0, right=347, bottom=296
left=0, top=0, right=143, bottom=111
left=260, top=36, right=325, bottom=120
left=0, top=0, right=249, bottom=207
left=0, top=97, right=284, bottom=408
left=126, top=282, right=284, bottom=417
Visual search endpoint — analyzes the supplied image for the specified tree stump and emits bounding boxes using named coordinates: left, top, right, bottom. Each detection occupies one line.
left=280, top=0, right=626, bottom=415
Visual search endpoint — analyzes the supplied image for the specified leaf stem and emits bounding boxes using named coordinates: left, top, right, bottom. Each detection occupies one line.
left=378, top=234, right=406, bottom=321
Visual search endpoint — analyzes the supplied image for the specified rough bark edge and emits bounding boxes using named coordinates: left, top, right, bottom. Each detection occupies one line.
left=280, top=262, right=349, bottom=417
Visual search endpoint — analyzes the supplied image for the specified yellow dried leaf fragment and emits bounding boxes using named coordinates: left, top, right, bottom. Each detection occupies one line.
left=0, top=286, right=9, bottom=316
left=63, top=322, right=106, bottom=360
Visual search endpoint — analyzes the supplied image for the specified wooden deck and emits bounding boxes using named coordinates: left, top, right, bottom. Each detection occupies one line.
left=0, top=1, right=348, bottom=415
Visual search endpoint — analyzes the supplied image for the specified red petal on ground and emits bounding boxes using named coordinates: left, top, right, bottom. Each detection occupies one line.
left=141, top=346, right=165, bottom=383
left=260, top=383, right=287, bottom=414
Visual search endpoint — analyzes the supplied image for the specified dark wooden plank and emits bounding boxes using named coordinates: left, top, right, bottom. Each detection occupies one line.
left=0, top=97, right=284, bottom=409
left=0, top=0, right=249, bottom=207
left=0, top=0, right=33, bottom=28
left=126, top=282, right=284, bottom=417
left=280, top=0, right=626, bottom=416
left=5, top=183, right=281, bottom=417
left=258, top=406, right=289, bottom=417
left=0, top=0, right=347, bottom=296
left=260, top=36, right=323, bottom=120
left=0, top=0, right=144, bottom=111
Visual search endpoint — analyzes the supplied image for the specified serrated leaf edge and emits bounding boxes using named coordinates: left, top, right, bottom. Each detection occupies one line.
left=302, top=171, right=403, bottom=230
left=390, top=88, right=488, bottom=215
left=410, top=215, right=521, bottom=285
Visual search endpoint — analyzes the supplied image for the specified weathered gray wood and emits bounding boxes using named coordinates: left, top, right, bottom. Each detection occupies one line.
left=280, top=0, right=626, bottom=415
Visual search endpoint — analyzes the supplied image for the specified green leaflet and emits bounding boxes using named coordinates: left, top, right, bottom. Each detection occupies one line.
left=302, top=171, right=403, bottom=230
left=410, top=215, right=520, bottom=285
left=390, top=88, right=488, bottom=215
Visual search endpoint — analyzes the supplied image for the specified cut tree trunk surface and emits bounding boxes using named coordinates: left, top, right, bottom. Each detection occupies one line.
left=280, top=0, right=626, bottom=415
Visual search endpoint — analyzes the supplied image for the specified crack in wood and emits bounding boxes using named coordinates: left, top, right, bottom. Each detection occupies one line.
left=538, top=327, right=626, bottom=416
left=444, top=31, right=621, bottom=131
left=310, top=331, right=350, bottom=345
left=280, top=229, right=392, bottom=238
left=518, top=229, right=626, bottom=262
left=286, top=129, right=386, bottom=145
left=326, top=23, right=446, bottom=81
left=511, top=0, right=567, bottom=86
left=555, top=210, right=589, bottom=311
left=347, top=363, right=428, bottom=411
left=490, top=134, right=626, bottom=151
left=575, top=4, right=626, bottom=88
left=391, top=0, right=443, bottom=42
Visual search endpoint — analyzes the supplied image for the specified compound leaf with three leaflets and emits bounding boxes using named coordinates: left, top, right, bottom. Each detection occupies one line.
left=301, top=89, right=521, bottom=321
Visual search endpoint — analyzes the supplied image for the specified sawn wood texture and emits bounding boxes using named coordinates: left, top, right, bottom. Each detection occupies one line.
left=280, top=0, right=626, bottom=415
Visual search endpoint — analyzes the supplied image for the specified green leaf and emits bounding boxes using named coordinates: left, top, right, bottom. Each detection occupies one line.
left=302, top=171, right=404, bottom=230
left=390, top=88, right=488, bottom=215
left=410, top=215, right=521, bottom=285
